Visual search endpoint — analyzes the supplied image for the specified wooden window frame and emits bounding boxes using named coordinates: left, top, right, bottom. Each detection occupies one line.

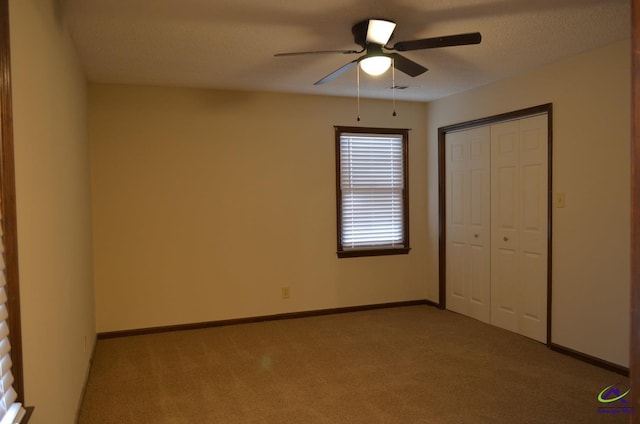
left=335, top=126, right=410, bottom=258
left=0, top=0, right=27, bottom=412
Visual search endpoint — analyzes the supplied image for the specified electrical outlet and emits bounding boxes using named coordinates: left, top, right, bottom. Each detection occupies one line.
left=281, top=287, right=290, bottom=299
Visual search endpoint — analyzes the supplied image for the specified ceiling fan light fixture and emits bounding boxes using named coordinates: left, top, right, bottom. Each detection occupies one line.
left=359, top=56, right=392, bottom=76
left=276, top=20, right=481, bottom=85
left=366, top=19, right=396, bottom=45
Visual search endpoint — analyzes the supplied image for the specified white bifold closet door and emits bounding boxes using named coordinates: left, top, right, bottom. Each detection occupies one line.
left=490, top=115, right=548, bottom=342
left=445, top=126, right=491, bottom=324
left=445, top=114, right=548, bottom=343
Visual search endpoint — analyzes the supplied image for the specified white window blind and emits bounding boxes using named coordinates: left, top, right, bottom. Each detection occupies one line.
left=0, top=202, right=24, bottom=424
left=339, top=132, right=406, bottom=249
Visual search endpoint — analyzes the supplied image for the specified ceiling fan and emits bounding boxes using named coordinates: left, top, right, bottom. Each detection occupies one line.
left=275, top=18, right=482, bottom=85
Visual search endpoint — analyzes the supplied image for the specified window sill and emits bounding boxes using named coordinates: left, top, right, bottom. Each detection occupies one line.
left=337, top=247, right=410, bottom=258
left=21, top=407, right=34, bottom=424
left=3, top=405, right=34, bottom=424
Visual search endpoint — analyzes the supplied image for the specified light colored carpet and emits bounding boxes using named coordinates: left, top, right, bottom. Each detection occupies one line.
left=78, top=306, right=629, bottom=423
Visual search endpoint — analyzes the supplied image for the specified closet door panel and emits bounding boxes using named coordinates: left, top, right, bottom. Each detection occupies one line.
left=446, top=133, right=470, bottom=315
left=467, top=133, right=491, bottom=322
left=491, top=121, right=521, bottom=331
left=517, top=115, right=548, bottom=342
left=445, top=127, right=491, bottom=322
left=490, top=116, right=548, bottom=342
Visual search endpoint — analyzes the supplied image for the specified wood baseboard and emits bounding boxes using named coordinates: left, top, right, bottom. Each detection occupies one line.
left=97, top=299, right=438, bottom=340
left=96, top=301, right=628, bottom=379
left=549, top=343, right=629, bottom=376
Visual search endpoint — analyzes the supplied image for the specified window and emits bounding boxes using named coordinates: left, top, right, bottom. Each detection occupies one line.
left=335, top=126, right=410, bottom=258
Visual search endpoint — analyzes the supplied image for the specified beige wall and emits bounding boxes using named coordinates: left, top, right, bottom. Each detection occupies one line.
left=426, top=40, right=631, bottom=367
left=9, top=0, right=95, bottom=422
left=89, top=86, right=430, bottom=333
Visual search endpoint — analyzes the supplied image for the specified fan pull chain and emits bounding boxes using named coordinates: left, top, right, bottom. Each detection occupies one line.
left=392, top=58, right=397, bottom=117
left=356, top=65, right=361, bottom=122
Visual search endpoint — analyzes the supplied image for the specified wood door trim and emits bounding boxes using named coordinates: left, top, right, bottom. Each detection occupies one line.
left=0, top=0, right=25, bottom=403
left=630, top=0, right=639, bottom=418
left=437, top=104, right=553, bottom=345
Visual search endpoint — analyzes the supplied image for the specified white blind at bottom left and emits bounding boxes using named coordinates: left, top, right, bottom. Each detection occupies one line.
left=0, top=200, right=24, bottom=424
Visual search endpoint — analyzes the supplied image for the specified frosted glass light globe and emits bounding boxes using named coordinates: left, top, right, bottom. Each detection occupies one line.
left=359, top=56, right=392, bottom=76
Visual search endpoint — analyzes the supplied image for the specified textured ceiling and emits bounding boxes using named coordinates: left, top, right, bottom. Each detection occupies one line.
left=62, top=0, right=631, bottom=102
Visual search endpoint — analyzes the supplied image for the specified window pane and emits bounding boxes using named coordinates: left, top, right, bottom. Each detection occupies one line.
left=336, top=128, right=409, bottom=256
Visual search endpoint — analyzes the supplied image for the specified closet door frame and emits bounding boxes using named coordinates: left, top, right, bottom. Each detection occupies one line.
left=437, top=103, right=553, bottom=345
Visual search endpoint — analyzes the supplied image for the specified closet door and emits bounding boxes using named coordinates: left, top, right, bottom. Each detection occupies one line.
left=490, top=115, right=548, bottom=343
left=445, top=126, right=491, bottom=323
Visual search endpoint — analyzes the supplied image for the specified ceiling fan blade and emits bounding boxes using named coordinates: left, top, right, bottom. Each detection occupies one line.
left=388, top=53, right=428, bottom=77
left=274, top=49, right=362, bottom=57
left=314, top=59, right=359, bottom=85
left=392, top=32, right=481, bottom=52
